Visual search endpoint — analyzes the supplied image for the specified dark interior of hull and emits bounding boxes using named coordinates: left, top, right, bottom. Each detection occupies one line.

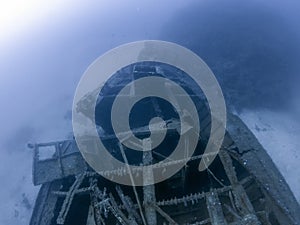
left=30, top=115, right=300, bottom=224
left=33, top=143, right=286, bottom=225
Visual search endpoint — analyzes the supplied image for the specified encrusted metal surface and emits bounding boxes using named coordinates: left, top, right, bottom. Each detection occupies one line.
left=29, top=64, right=300, bottom=224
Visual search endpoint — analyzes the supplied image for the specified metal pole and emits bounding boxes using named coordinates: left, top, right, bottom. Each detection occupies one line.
left=143, top=138, right=157, bottom=225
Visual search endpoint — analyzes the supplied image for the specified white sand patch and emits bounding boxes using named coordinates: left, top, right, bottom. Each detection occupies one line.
left=239, top=110, right=300, bottom=202
left=0, top=148, right=39, bottom=225
left=0, top=117, right=72, bottom=224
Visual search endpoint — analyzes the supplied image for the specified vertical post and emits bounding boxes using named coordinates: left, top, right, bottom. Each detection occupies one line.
left=206, top=190, right=228, bottom=225
left=86, top=205, right=97, bottom=225
left=219, top=150, right=261, bottom=225
left=143, top=138, right=157, bottom=225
